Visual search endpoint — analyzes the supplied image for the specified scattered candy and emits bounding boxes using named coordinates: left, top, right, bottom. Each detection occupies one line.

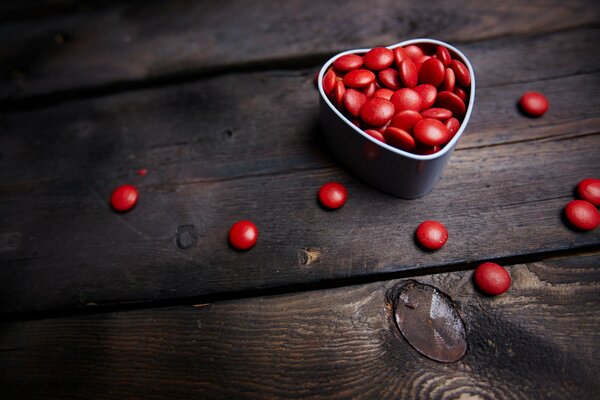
left=564, top=200, right=600, bottom=231
left=576, top=178, right=600, bottom=206
left=110, top=184, right=139, bottom=212
left=228, top=220, right=258, bottom=250
left=415, top=220, right=448, bottom=250
left=474, top=262, right=511, bottom=295
left=318, top=182, right=348, bottom=209
left=324, top=43, right=471, bottom=155
left=519, top=91, right=549, bottom=117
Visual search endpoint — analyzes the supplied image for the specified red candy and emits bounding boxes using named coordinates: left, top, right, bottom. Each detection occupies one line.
left=390, top=88, right=421, bottom=113
left=577, top=178, right=600, bottom=206
left=333, top=54, right=363, bottom=72
left=136, top=168, right=148, bottom=176
left=415, top=220, right=448, bottom=250
left=419, top=58, right=445, bottom=87
left=378, top=68, right=401, bottom=90
left=363, top=47, right=394, bottom=71
left=564, top=200, right=600, bottom=231
left=229, top=220, right=258, bottom=250
left=413, top=118, right=450, bottom=146
left=384, top=127, right=416, bottom=152
left=343, top=69, right=376, bottom=88
left=474, top=262, right=511, bottom=296
left=324, top=42, right=472, bottom=156
left=318, top=182, right=348, bottom=209
left=519, top=92, right=549, bottom=117
left=343, top=89, right=367, bottom=117
left=360, top=97, right=395, bottom=126
left=399, top=58, right=418, bottom=88
left=110, top=184, right=139, bottom=212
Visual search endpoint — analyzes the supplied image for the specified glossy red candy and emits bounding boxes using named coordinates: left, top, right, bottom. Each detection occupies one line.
left=378, top=68, right=400, bottom=90
left=404, top=44, right=424, bottom=60
left=332, top=80, right=346, bottom=108
left=414, top=55, right=430, bottom=70
left=110, top=184, right=139, bottom=212
left=399, top=58, right=418, bottom=88
left=359, top=97, right=395, bottom=126
left=577, top=178, right=600, bottom=206
left=136, top=168, right=148, bottom=176
left=436, top=45, right=452, bottom=67
left=415, top=145, right=441, bottom=155
left=364, top=129, right=386, bottom=143
left=413, top=84, right=437, bottom=110
left=453, top=86, right=467, bottom=102
left=363, top=47, right=394, bottom=71
left=415, top=220, right=448, bottom=250
left=393, top=47, right=409, bottom=67
left=413, top=118, right=450, bottom=146
left=564, top=200, right=600, bottom=231
left=384, top=127, right=416, bottom=152
left=333, top=54, right=363, bottom=72
left=318, top=182, right=348, bottom=209
left=445, top=117, right=461, bottom=138
left=436, top=91, right=466, bottom=118
left=519, top=92, right=549, bottom=117
left=419, top=58, right=445, bottom=87
left=362, top=81, right=378, bottom=98
left=450, top=59, right=470, bottom=86
left=322, top=70, right=337, bottom=95
left=229, top=220, right=258, bottom=250
left=343, top=69, right=376, bottom=88
left=342, top=88, right=367, bottom=117
left=373, top=88, right=395, bottom=100
left=390, top=110, right=422, bottom=133
left=474, top=262, right=511, bottom=296
left=390, top=88, right=421, bottom=113
left=441, top=68, right=455, bottom=91
left=421, top=107, right=453, bottom=120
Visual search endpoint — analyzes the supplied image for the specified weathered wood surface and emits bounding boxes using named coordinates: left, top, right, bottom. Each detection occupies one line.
left=1, top=254, right=598, bottom=399
left=1, top=27, right=599, bottom=316
left=1, top=0, right=600, bottom=100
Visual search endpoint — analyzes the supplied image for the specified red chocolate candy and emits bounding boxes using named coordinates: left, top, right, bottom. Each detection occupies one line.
left=404, top=44, right=424, bottom=60
left=343, top=69, right=376, bottom=88
left=364, top=129, right=386, bottom=143
left=333, top=54, right=363, bottom=72
left=373, top=88, right=395, bottom=100
left=445, top=117, right=461, bottom=138
left=318, top=182, right=348, bottom=209
left=436, top=45, right=452, bottom=67
left=474, top=262, right=511, bottom=296
left=362, top=81, right=378, bottom=98
left=519, top=92, right=549, bottom=117
left=413, top=118, right=450, bottom=146
left=415, top=220, right=448, bottom=250
left=390, top=110, right=422, bottom=133
left=450, top=59, right=470, bottom=87
left=564, top=200, right=600, bottom=231
left=436, top=91, right=466, bottom=118
left=393, top=47, right=409, bottom=67
left=577, top=178, right=600, bottom=206
left=322, top=70, right=337, bottom=95
left=399, top=58, right=418, bottom=88
left=421, top=107, right=453, bottom=120
left=441, top=68, right=456, bottom=92
left=453, top=86, right=467, bottom=102
left=419, top=58, right=445, bottom=87
left=229, top=220, right=258, bottom=250
left=332, top=80, right=346, bottom=108
left=136, top=168, right=148, bottom=176
left=360, top=97, right=395, bottom=126
left=390, top=88, right=421, bottom=113
left=413, top=84, right=437, bottom=110
left=110, top=184, right=139, bottom=212
left=378, top=68, right=401, bottom=90
left=384, top=126, right=416, bottom=152
left=343, top=88, right=367, bottom=117
left=363, top=47, right=394, bottom=71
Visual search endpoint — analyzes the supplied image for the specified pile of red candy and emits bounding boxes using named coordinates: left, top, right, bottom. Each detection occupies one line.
left=321, top=43, right=471, bottom=155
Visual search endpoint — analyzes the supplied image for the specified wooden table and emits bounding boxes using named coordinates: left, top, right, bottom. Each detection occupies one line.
left=1, top=1, right=599, bottom=398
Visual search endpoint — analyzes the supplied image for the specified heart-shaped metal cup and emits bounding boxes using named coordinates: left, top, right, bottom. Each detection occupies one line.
left=318, top=38, right=475, bottom=198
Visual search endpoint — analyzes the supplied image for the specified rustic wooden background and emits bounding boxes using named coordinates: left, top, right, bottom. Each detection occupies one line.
left=1, top=1, right=599, bottom=398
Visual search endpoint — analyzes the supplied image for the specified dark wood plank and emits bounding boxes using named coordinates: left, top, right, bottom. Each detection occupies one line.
left=1, top=26, right=599, bottom=316
left=1, top=254, right=598, bottom=399
left=1, top=0, right=599, bottom=100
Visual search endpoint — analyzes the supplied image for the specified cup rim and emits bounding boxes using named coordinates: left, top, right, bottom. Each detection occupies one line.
left=318, top=38, right=476, bottom=161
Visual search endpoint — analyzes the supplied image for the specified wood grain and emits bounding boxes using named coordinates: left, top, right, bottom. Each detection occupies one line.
left=1, top=254, right=598, bottom=399
left=1, top=0, right=599, bottom=100
left=1, top=27, right=599, bottom=316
